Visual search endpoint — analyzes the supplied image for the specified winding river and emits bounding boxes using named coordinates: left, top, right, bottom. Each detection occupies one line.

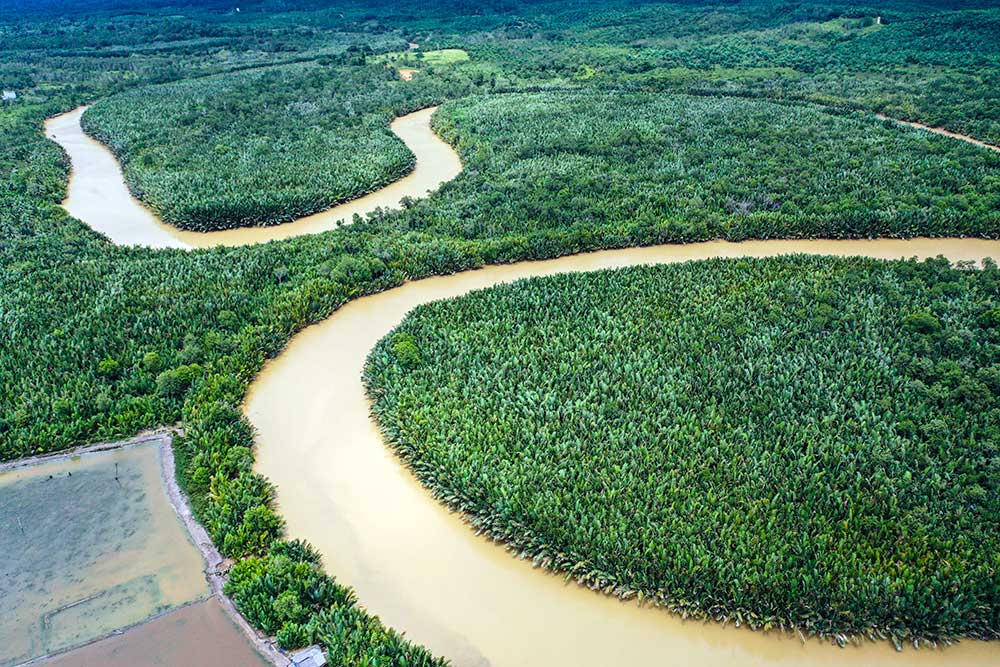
left=48, top=105, right=1000, bottom=665
left=247, top=238, right=1000, bottom=667
left=45, top=106, right=461, bottom=249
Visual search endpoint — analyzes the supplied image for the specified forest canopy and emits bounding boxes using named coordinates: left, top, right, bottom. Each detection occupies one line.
left=81, top=62, right=464, bottom=231
left=2, top=0, right=999, bottom=662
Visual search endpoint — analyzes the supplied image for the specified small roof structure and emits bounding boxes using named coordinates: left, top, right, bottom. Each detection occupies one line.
left=290, top=645, right=327, bottom=667
left=2, top=90, right=16, bottom=101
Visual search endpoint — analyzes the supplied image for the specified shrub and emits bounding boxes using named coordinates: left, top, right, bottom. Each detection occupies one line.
left=155, top=364, right=203, bottom=397
left=96, top=357, right=120, bottom=378
left=390, top=332, right=422, bottom=369
left=903, top=310, right=942, bottom=334
left=142, top=351, right=163, bottom=372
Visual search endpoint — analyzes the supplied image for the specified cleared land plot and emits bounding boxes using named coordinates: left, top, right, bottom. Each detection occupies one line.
left=0, top=443, right=208, bottom=666
left=40, top=598, right=270, bottom=667
left=376, top=48, right=471, bottom=66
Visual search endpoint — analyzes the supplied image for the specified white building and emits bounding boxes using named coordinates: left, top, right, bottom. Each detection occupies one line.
left=2, top=90, right=16, bottom=101
left=290, top=646, right=327, bottom=667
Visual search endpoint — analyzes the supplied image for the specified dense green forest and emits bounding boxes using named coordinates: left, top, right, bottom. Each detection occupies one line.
left=85, top=86, right=1000, bottom=235
left=81, top=61, right=473, bottom=230
left=365, top=256, right=1000, bottom=644
left=82, top=64, right=416, bottom=230
left=2, top=0, right=999, bottom=662
left=428, top=92, right=999, bottom=241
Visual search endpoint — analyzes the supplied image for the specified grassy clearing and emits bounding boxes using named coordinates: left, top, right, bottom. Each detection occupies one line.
left=376, top=48, right=471, bottom=67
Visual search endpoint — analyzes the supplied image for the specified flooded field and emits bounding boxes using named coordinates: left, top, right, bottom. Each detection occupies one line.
left=0, top=442, right=208, bottom=666
left=39, top=598, right=270, bottom=667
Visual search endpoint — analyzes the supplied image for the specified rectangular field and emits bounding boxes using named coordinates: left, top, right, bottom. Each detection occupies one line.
left=0, top=442, right=209, bottom=666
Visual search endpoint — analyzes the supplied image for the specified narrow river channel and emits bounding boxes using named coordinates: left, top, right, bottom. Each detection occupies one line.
left=248, top=239, right=1000, bottom=667
left=45, top=106, right=461, bottom=249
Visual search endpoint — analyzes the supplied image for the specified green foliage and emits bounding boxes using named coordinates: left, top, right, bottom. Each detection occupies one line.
left=390, top=332, right=422, bottom=369
left=81, top=60, right=480, bottom=231
left=313, top=605, right=445, bottom=667
left=142, top=351, right=164, bottom=372
left=4, top=1, right=1000, bottom=662
left=205, top=472, right=284, bottom=557
left=155, top=364, right=203, bottom=398
left=365, top=256, right=1000, bottom=644
left=427, top=92, right=1000, bottom=243
left=903, top=310, right=942, bottom=334
left=224, top=541, right=355, bottom=636
left=96, top=356, right=120, bottom=378
left=276, top=622, right=312, bottom=651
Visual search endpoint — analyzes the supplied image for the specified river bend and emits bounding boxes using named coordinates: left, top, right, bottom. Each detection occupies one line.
left=248, top=238, right=1000, bottom=667
left=45, top=106, right=461, bottom=249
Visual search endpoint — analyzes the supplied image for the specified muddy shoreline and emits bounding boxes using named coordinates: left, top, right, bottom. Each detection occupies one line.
left=157, top=434, right=289, bottom=666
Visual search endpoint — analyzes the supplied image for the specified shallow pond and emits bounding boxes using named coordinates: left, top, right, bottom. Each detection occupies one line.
left=38, top=598, right=270, bottom=667
left=0, top=442, right=208, bottom=666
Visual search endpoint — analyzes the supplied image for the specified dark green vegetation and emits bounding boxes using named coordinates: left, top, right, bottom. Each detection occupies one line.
left=430, top=92, right=999, bottom=241
left=81, top=62, right=466, bottom=231
left=224, top=538, right=443, bottom=664
left=366, top=256, right=1000, bottom=645
left=2, top=0, right=999, bottom=662
left=10, top=88, right=997, bottom=462
left=43, top=2, right=1000, bottom=232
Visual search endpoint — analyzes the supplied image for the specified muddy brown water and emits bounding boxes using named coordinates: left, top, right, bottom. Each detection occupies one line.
left=249, top=239, right=1000, bottom=667
left=44, top=106, right=461, bottom=249
left=38, top=598, right=270, bottom=667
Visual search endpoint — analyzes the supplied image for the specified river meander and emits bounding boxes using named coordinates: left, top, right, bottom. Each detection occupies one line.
left=45, top=106, right=461, bottom=249
left=43, top=101, right=1000, bottom=666
left=249, top=239, right=1000, bottom=667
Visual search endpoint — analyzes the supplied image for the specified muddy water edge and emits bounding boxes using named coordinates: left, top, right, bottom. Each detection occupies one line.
left=44, top=106, right=462, bottom=249
left=249, top=238, right=1000, bottom=667
left=37, top=598, right=271, bottom=667
left=0, top=439, right=207, bottom=666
